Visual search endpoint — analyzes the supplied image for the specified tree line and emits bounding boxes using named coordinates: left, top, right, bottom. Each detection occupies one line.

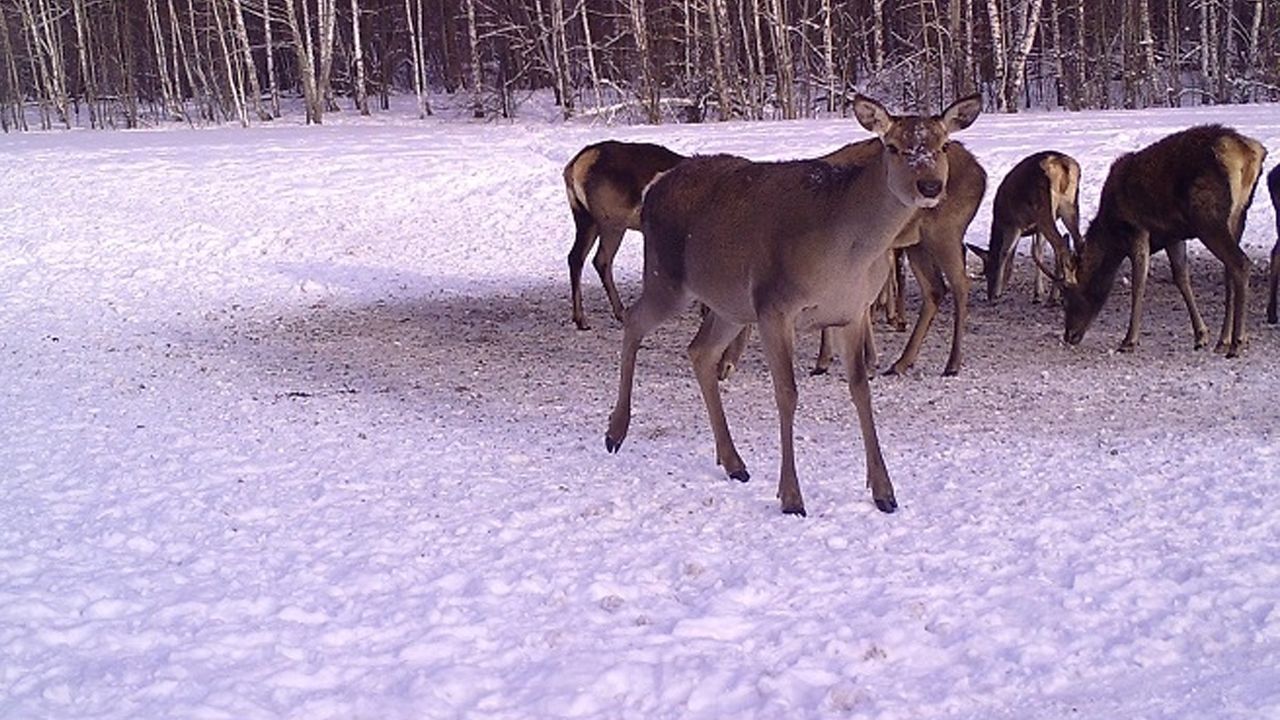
left=1, top=0, right=1277, bottom=132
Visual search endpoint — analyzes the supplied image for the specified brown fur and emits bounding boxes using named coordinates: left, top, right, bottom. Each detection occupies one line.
left=971, top=151, right=1082, bottom=303
left=605, top=95, right=982, bottom=516
left=563, top=141, right=685, bottom=329
left=1267, top=165, right=1280, bottom=324
left=1063, top=125, right=1266, bottom=357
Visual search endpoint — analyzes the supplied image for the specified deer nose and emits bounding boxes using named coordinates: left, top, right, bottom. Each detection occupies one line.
left=917, top=178, right=943, bottom=199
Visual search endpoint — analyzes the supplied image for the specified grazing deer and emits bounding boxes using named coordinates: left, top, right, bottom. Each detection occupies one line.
left=967, top=151, right=1082, bottom=304
left=605, top=95, right=982, bottom=516
left=1060, top=125, right=1266, bottom=357
left=564, top=140, right=685, bottom=329
left=1267, top=165, right=1280, bottom=324
left=811, top=139, right=988, bottom=377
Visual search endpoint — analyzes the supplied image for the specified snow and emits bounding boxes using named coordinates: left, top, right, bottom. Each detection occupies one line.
left=3, top=100, right=1280, bottom=719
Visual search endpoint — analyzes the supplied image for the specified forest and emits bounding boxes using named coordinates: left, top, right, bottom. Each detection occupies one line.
left=1, top=0, right=1277, bottom=132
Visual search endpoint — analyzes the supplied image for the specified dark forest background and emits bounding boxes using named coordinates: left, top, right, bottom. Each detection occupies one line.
left=2, top=0, right=1277, bottom=131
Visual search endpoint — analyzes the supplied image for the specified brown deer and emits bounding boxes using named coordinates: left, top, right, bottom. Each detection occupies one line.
left=604, top=95, right=982, bottom=516
left=967, top=151, right=1082, bottom=304
left=564, top=141, right=685, bottom=329
left=1060, top=125, right=1266, bottom=357
left=718, top=139, right=986, bottom=379
left=812, top=139, right=987, bottom=377
left=1267, top=165, right=1280, bottom=325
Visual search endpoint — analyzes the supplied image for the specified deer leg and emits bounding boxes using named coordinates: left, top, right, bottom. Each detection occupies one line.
left=688, top=311, right=751, bottom=481
left=887, top=244, right=944, bottom=376
left=592, top=225, right=629, bottom=323
left=837, top=321, right=896, bottom=513
left=1166, top=240, right=1210, bottom=349
left=1268, top=241, right=1280, bottom=325
left=716, top=324, right=753, bottom=380
left=605, top=283, right=688, bottom=454
left=568, top=211, right=600, bottom=330
left=1031, top=234, right=1048, bottom=303
left=755, top=310, right=805, bottom=515
left=1202, top=233, right=1250, bottom=357
left=935, top=232, right=970, bottom=376
left=811, top=326, right=837, bottom=375
left=890, top=248, right=908, bottom=331
left=993, top=229, right=1020, bottom=301
left=1120, top=233, right=1152, bottom=352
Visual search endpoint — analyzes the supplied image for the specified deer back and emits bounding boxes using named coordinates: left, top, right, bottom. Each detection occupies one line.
left=564, top=141, right=685, bottom=228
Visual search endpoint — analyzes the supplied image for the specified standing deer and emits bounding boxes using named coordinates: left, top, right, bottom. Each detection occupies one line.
left=968, top=151, right=1082, bottom=304
left=605, top=95, right=982, bottom=516
left=812, top=139, right=988, bottom=376
left=1267, top=165, right=1280, bottom=324
left=1060, top=125, right=1266, bottom=357
left=564, top=140, right=685, bottom=329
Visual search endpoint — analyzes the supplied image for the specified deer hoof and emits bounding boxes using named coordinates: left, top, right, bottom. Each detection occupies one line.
left=728, top=468, right=750, bottom=483
left=605, top=435, right=624, bottom=453
left=781, top=503, right=807, bottom=517
left=809, top=364, right=830, bottom=377
left=1117, top=341, right=1137, bottom=353
left=875, top=497, right=898, bottom=513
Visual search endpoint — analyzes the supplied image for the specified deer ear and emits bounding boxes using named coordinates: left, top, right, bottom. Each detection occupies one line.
left=941, top=94, right=982, bottom=133
left=852, top=95, right=893, bottom=136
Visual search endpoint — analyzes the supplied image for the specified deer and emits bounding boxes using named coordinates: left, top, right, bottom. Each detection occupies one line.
left=1268, top=165, right=1280, bottom=325
left=1058, top=124, right=1266, bottom=358
left=717, top=139, right=987, bottom=379
left=604, top=94, right=982, bottom=516
left=812, top=139, right=987, bottom=377
left=967, top=151, right=1083, bottom=304
left=563, top=140, right=685, bottom=329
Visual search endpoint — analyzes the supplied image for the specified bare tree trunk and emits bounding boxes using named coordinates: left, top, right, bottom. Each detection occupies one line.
left=212, top=0, right=250, bottom=126
left=285, top=0, right=322, bottom=123
left=628, top=0, right=659, bottom=123
left=315, top=0, right=337, bottom=111
left=145, top=0, right=181, bottom=120
left=465, top=0, right=484, bottom=117
left=985, top=0, right=1008, bottom=111
left=350, top=0, right=369, bottom=114
left=767, top=0, right=794, bottom=118
left=230, top=0, right=270, bottom=120
left=706, top=0, right=732, bottom=119
left=1006, top=0, right=1045, bottom=110
left=70, top=0, right=99, bottom=128
left=821, top=0, right=835, bottom=112
left=0, top=8, right=29, bottom=131
left=577, top=0, right=603, bottom=112
left=263, top=0, right=280, bottom=117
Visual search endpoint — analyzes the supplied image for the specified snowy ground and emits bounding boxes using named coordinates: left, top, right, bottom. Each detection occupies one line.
left=2, top=100, right=1280, bottom=719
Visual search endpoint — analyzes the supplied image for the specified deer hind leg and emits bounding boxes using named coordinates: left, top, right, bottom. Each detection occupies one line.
left=568, top=208, right=600, bottom=330
left=715, top=323, right=753, bottom=380
left=688, top=311, right=751, bottom=482
left=592, top=224, right=629, bottom=323
left=1120, top=233, right=1152, bottom=352
left=836, top=320, right=896, bottom=513
left=1268, top=241, right=1280, bottom=325
left=887, top=244, right=944, bottom=376
left=605, top=281, right=689, bottom=454
left=1202, top=232, right=1251, bottom=357
left=755, top=310, right=805, bottom=515
left=1166, top=240, right=1211, bottom=349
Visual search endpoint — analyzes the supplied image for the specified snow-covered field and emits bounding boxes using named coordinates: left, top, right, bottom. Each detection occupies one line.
left=3, top=99, right=1279, bottom=719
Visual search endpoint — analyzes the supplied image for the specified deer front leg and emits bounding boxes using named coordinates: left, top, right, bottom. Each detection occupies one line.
left=1166, top=240, right=1210, bottom=349
left=838, top=321, right=896, bottom=513
left=689, top=311, right=751, bottom=481
left=886, top=244, right=943, bottom=376
left=1120, top=234, right=1152, bottom=352
left=756, top=311, right=805, bottom=516
left=606, top=284, right=687, bottom=453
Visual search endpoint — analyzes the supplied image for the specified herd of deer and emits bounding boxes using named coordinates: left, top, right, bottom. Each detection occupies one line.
left=562, top=95, right=1279, bottom=517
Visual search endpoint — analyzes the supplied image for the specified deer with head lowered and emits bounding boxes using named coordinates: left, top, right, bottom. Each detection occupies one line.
left=1267, top=165, right=1280, bottom=325
left=564, top=140, right=685, bottom=329
left=968, top=151, right=1082, bottom=304
left=1059, top=125, right=1266, bottom=357
left=604, top=95, right=982, bottom=516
